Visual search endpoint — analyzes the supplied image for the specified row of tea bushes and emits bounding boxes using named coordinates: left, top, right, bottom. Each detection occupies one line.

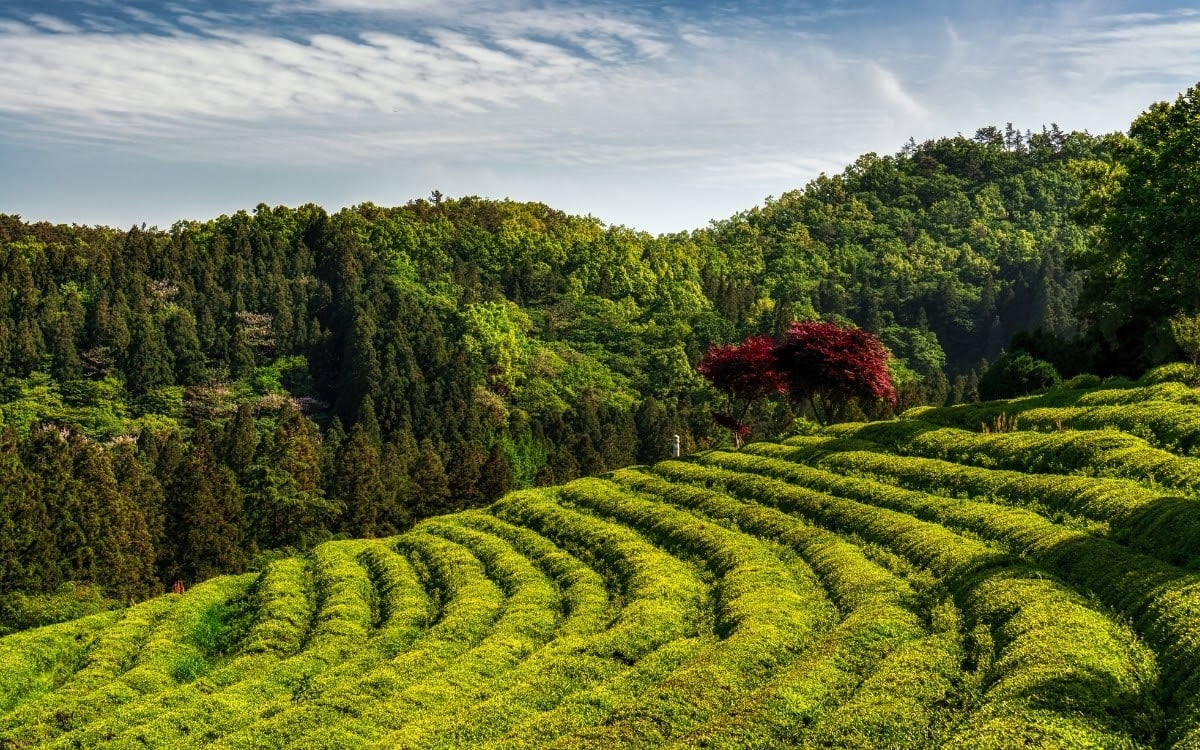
left=657, top=456, right=1159, bottom=749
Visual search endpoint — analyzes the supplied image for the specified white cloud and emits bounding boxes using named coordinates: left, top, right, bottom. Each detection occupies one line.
left=867, top=63, right=927, bottom=120
left=27, top=14, right=79, bottom=34
left=917, top=7, right=1200, bottom=119
left=1, top=1, right=1197, bottom=233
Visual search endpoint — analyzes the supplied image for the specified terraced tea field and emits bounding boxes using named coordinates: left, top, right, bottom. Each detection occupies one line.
left=5, top=374, right=1200, bottom=748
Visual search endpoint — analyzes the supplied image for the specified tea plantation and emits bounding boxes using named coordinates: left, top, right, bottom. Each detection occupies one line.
left=4, top=371, right=1200, bottom=748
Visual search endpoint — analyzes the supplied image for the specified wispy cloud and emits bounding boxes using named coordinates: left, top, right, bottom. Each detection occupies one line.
left=909, top=5, right=1200, bottom=132
left=0, top=1, right=1196, bottom=232
left=27, top=13, right=79, bottom=34
left=0, top=3, right=672, bottom=140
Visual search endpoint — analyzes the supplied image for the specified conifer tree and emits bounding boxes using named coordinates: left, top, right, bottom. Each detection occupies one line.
left=71, top=435, right=155, bottom=600
left=222, top=403, right=259, bottom=477
left=634, top=397, right=673, bottom=463
left=124, top=313, right=173, bottom=395
left=321, top=416, right=347, bottom=492
left=379, top=437, right=415, bottom=533
left=164, top=308, right=207, bottom=384
left=48, top=314, right=82, bottom=381
left=339, top=310, right=383, bottom=423
left=112, top=441, right=166, bottom=586
left=22, top=427, right=79, bottom=589
left=477, top=444, right=515, bottom=502
left=166, top=427, right=246, bottom=582
left=0, top=427, right=55, bottom=593
left=598, top=403, right=637, bottom=470
left=408, top=439, right=452, bottom=521
left=230, top=325, right=257, bottom=380
left=247, top=402, right=336, bottom=548
left=333, top=416, right=385, bottom=538
left=448, top=438, right=487, bottom=509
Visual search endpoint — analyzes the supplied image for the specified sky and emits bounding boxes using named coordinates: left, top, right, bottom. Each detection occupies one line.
left=1, top=1, right=1198, bottom=234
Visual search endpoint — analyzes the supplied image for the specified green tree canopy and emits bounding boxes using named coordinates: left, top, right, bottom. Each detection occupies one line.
left=1076, top=82, right=1200, bottom=368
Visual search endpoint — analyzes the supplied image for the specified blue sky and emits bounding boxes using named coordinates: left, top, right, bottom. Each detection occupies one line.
left=1, top=1, right=1198, bottom=233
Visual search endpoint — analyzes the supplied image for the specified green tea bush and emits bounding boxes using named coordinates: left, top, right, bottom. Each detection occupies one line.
left=664, top=454, right=1159, bottom=747
left=1064, top=372, right=1103, bottom=389
left=1078, top=381, right=1200, bottom=406
left=710, top=447, right=1200, bottom=746
left=356, top=541, right=432, bottom=657
left=252, top=518, right=563, bottom=748
left=237, top=556, right=313, bottom=657
left=1139, top=362, right=1200, bottom=387
left=613, top=467, right=956, bottom=747
left=489, top=489, right=708, bottom=663
left=0, top=594, right=179, bottom=745
left=197, top=531, right=505, bottom=749
left=454, top=511, right=610, bottom=640
left=543, top=477, right=833, bottom=745
left=844, top=420, right=1200, bottom=493
left=0, top=609, right=121, bottom=715
left=377, top=511, right=621, bottom=749
left=0, top=583, right=121, bottom=637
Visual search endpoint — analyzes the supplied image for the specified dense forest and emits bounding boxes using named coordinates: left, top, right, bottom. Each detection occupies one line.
left=1, top=82, right=1196, bottom=612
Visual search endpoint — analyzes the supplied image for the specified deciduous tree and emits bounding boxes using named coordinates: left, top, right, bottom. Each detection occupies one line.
left=774, top=320, right=896, bottom=424
left=696, top=335, right=786, bottom=444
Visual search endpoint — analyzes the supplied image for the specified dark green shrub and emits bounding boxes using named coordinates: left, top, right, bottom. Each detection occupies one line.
left=1064, top=373, right=1102, bottom=389
left=978, top=352, right=1061, bottom=400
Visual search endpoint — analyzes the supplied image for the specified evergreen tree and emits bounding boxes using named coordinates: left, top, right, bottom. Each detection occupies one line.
left=164, top=308, right=207, bottom=384
left=22, top=427, right=79, bottom=589
left=0, top=427, right=55, bottom=593
left=408, top=439, right=452, bottom=521
left=48, top=314, right=82, bottom=381
left=598, top=403, right=637, bottom=470
left=70, top=435, right=155, bottom=600
left=230, top=325, right=257, bottom=380
left=378, top=439, right=414, bottom=534
left=477, top=444, right=515, bottom=502
left=112, top=441, right=166, bottom=588
left=448, top=438, right=487, bottom=510
left=124, top=313, right=173, bottom=395
left=333, top=419, right=385, bottom=538
left=222, top=403, right=259, bottom=477
left=246, top=402, right=337, bottom=549
left=166, top=427, right=246, bottom=582
left=634, top=397, right=673, bottom=464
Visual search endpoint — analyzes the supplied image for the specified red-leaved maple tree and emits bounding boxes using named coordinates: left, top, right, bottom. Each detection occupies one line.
left=774, top=320, right=896, bottom=424
left=695, top=335, right=786, bottom=446
left=697, top=322, right=895, bottom=442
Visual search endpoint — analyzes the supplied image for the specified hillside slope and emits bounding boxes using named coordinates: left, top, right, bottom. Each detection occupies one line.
left=0, top=124, right=1124, bottom=600
left=3, top=369, right=1200, bottom=749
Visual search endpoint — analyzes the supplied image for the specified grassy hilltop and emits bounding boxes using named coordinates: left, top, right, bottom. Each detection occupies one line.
left=4, top=366, right=1200, bottom=749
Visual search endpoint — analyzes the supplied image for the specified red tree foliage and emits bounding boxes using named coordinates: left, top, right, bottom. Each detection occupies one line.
left=774, top=320, right=897, bottom=412
left=695, top=335, right=787, bottom=402
left=696, top=322, right=897, bottom=440
left=696, top=335, right=787, bottom=445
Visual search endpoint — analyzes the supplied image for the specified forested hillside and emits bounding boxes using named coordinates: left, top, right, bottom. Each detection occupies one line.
left=3, top=366, right=1200, bottom=748
left=4, top=80, right=1197, bottom=604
